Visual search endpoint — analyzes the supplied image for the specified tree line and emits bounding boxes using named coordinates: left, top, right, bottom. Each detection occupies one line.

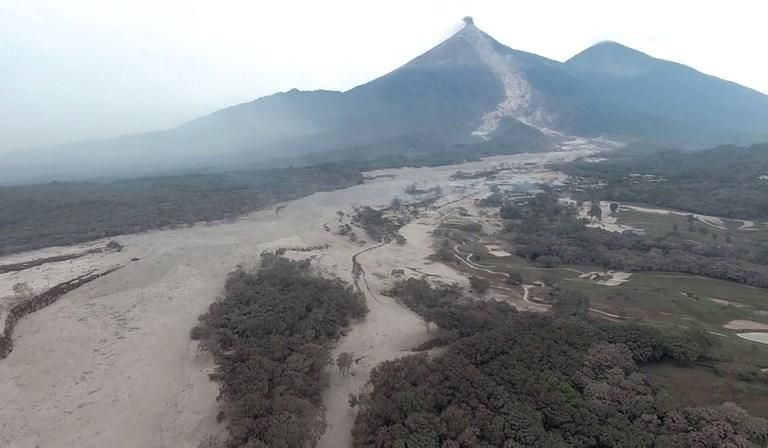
left=559, top=143, right=768, bottom=220
left=0, top=164, right=363, bottom=256
left=498, top=191, right=768, bottom=287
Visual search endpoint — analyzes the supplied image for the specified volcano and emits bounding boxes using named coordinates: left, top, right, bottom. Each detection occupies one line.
left=7, top=18, right=768, bottom=182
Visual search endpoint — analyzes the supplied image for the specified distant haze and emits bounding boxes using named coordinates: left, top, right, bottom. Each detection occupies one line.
left=2, top=0, right=767, bottom=153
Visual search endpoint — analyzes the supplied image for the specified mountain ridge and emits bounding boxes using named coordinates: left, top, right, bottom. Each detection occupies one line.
left=5, top=18, right=768, bottom=183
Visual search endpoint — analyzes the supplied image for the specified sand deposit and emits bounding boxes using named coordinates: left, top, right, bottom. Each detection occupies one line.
left=737, top=333, right=768, bottom=345
left=723, top=320, right=768, bottom=331
left=579, top=271, right=633, bottom=286
left=485, top=244, right=512, bottom=257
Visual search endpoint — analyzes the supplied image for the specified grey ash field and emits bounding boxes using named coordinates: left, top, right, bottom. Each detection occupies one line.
left=0, top=144, right=594, bottom=447
left=3, top=139, right=768, bottom=447
left=4, top=16, right=768, bottom=448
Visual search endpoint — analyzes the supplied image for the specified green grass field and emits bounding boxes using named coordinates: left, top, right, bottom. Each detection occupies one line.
left=465, top=238, right=768, bottom=329
left=615, top=207, right=768, bottom=252
left=458, top=242, right=768, bottom=409
left=642, top=362, right=768, bottom=418
left=562, top=273, right=768, bottom=328
left=445, top=202, right=768, bottom=415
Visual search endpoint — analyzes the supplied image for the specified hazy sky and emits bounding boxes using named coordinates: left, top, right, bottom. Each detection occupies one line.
left=2, top=0, right=767, bottom=153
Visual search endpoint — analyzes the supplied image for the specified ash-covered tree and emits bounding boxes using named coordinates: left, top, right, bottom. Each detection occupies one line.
left=588, top=201, right=603, bottom=222
left=469, top=275, right=491, bottom=294
left=552, top=289, right=590, bottom=318
left=336, top=352, right=354, bottom=376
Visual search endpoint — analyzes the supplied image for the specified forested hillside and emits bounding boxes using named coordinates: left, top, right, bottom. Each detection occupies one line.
left=10, top=20, right=768, bottom=183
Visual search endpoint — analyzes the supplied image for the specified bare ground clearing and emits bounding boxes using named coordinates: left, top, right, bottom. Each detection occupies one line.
left=724, top=320, right=768, bottom=331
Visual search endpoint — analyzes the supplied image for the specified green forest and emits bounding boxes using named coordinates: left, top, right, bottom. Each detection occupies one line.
left=561, top=143, right=768, bottom=220
left=352, top=278, right=768, bottom=447
left=496, top=190, right=768, bottom=287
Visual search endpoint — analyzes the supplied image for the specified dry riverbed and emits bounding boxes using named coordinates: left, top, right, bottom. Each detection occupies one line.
left=0, top=140, right=607, bottom=448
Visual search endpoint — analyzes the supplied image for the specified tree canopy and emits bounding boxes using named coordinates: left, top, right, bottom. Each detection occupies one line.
left=355, top=279, right=768, bottom=447
left=192, top=254, right=367, bottom=448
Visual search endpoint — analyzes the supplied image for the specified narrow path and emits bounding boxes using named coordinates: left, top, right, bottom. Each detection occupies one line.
left=317, top=194, right=489, bottom=447
left=453, top=243, right=623, bottom=319
left=351, top=241, right=388, bottom=302
left=318, top=233, right=429, bottom=448
left=493, top=284, right=547, bottom=311
left=453, top=244, right=499, bottom=274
